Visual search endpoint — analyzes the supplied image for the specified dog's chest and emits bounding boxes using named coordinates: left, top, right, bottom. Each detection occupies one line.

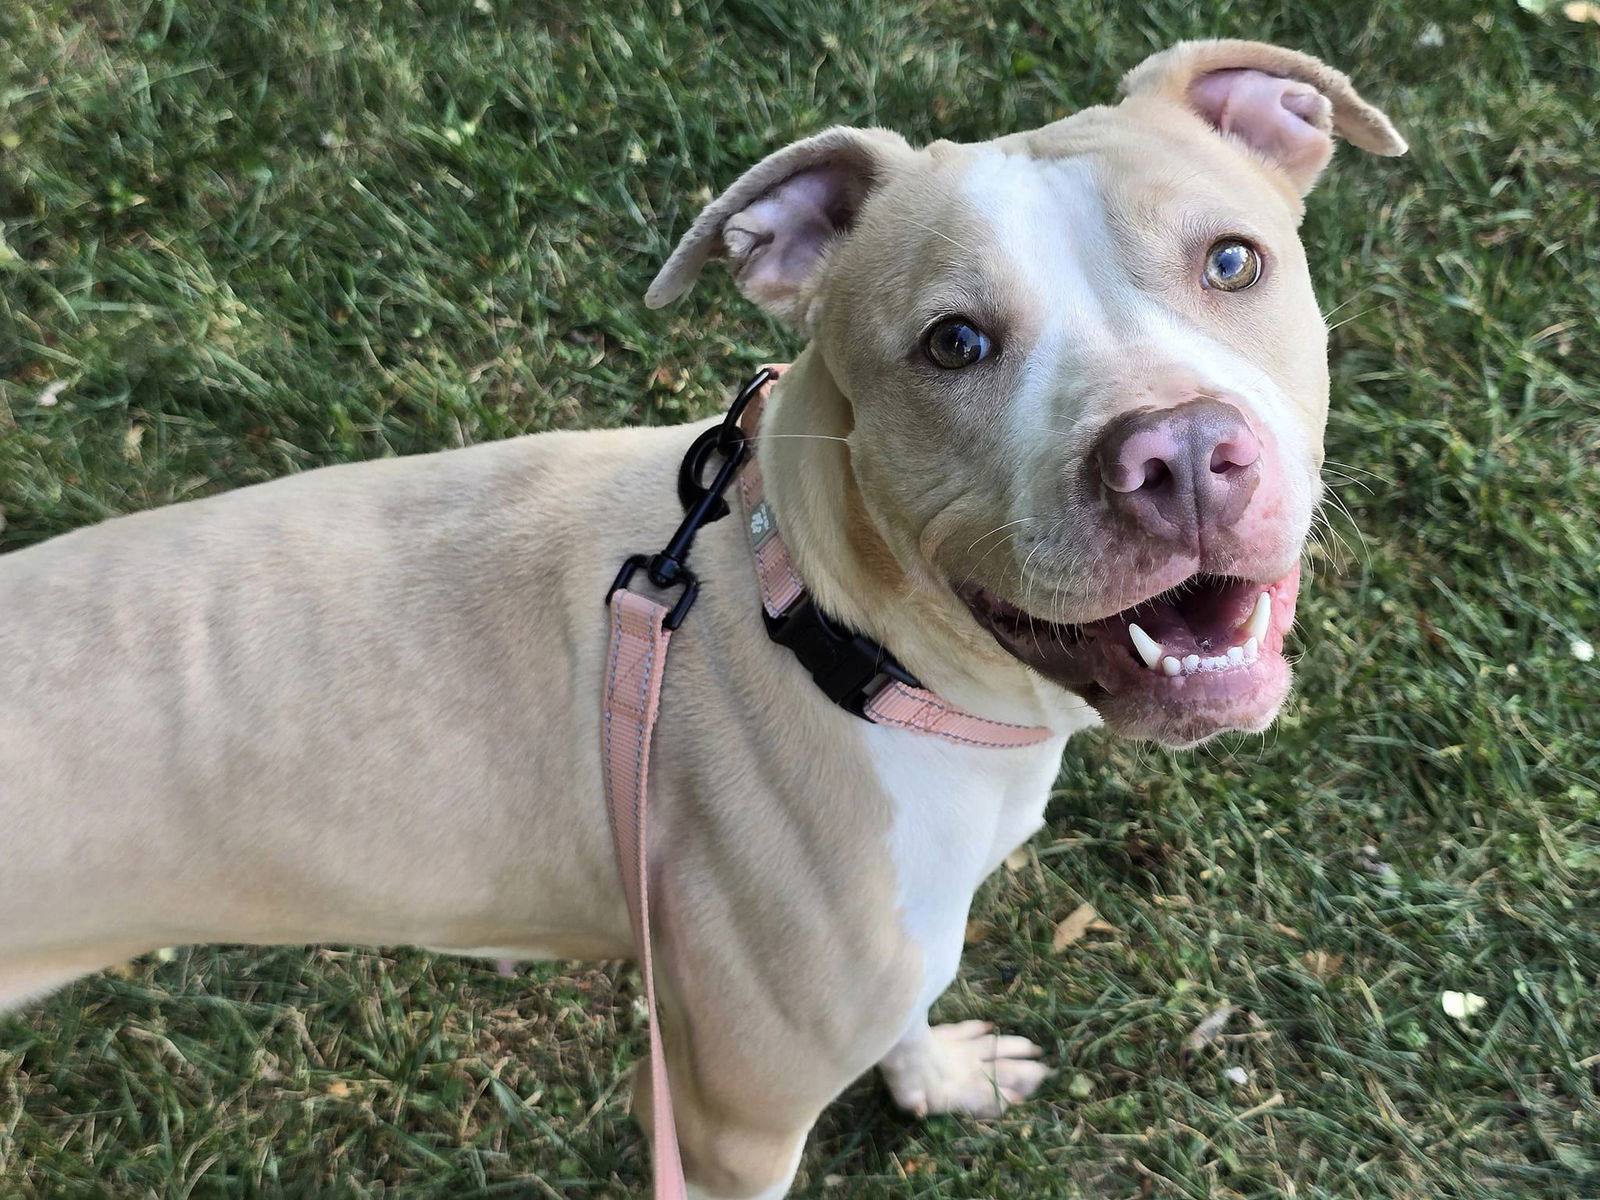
left=864, top=726, right=1067, bottom=1020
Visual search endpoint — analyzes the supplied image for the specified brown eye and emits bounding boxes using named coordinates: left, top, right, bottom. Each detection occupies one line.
left=1203, top=239, right=1262, bottom=291
left=923, top=317, right=993, bottom=369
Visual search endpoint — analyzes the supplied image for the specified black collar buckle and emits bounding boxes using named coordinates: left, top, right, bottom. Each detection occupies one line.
left=763, top=593, right=922, bottom=716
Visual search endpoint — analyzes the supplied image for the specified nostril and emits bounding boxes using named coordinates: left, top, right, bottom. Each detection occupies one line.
left=1137, top=458, right=1173, bottom=491
left=1209, top=437, right=1260, bottom=476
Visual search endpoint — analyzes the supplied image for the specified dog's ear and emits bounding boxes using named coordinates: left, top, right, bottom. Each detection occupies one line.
left=646, top=126, right=914, bottom=330
left=1121, top=40, right=1406, bottom=195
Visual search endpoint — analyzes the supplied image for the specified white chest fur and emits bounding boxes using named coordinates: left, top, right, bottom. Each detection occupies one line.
left=866, top=725, right=1071, bottom=1025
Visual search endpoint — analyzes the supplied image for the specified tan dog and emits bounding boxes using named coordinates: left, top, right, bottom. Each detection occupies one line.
left=0, top=41, right=1403, bottom=1199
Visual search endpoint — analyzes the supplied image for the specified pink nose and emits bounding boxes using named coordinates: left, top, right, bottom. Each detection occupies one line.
left=1094, top=399, right=1262, bottom=538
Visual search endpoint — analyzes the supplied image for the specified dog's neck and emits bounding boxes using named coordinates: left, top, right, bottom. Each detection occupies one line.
left=756, top=347, right=1096, bottom=733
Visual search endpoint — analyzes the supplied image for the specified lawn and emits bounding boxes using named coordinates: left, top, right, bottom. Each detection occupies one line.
left=2, top=1, right=1598, bottom=1196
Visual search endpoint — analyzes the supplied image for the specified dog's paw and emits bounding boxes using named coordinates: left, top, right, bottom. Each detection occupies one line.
left=883, top=1020, right=1050, bottom=1119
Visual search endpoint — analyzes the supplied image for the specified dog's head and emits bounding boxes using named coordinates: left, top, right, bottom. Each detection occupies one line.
left=648, top=40, right=1405, bottom=747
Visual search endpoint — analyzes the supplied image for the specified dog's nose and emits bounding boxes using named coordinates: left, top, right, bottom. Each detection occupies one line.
left=1094, top=399, right=1262, bottom=537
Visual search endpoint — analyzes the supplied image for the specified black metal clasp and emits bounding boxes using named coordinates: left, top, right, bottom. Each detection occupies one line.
left=606, top=367, right=777, bottom=630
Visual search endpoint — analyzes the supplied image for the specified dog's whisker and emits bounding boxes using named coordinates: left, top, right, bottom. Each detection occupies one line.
left=900, top=215, right=980, bottom=257
left=1320, top=469, right=1374, bottom=494
left=1316, top=489, right=1371, bottom=567
left=1319, top=285, right=1376, bottom=322
left=1322, top=458, right=1390, bottom=483
left=964, top=517, right=1039, bottom=556
left=954, top=529, right=1031, bottom=593
left=1326, top=304, right=1386, bottom=333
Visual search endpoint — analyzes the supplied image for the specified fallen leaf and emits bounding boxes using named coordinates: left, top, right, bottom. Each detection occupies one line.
left=1052, top=902, right=1097, bottom=951
left=1272, top=923, right=1305, bottom=940
left=1184, top=1004, right=1238, bottom=1052
left=964, top=918, right=995, bottom=944
left=325, top=1079, right=353, bottom=1097
left=1302, top=950, right=1343, bottom=981
left=1002, top=846, right=1029, bottom=872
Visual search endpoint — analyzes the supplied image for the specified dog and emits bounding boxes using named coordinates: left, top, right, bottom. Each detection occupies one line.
left=1, top=39, right=1403, bottom=1199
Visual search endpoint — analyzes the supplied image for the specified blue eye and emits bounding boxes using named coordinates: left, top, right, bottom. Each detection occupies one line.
left=1204, top=240, right=1262, bottom=291
left=923, top=318, right=993, bottom=369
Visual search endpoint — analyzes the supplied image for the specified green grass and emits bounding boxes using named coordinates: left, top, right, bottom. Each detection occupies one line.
left=3, top=1, right=1598, bottom=1196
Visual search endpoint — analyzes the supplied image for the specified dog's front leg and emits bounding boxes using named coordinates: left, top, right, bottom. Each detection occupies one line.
left=878, top=1016, right=1050, bottom=1119
left=629, top=1052, right=810, bottom=1200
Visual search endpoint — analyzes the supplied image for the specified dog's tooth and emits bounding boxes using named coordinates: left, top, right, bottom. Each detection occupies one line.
left=1227, top=645, right=1244, bottom=665
left=1247, top=592, right=1272, bottom=644
left=1206, top=655, right=1227, bottom=671
left=1128, top=623, right=1163, bottom=670
left=1244, top=636, right=1258, bottom=660
left=1162, top=656, right=1181, bottom=676
left=1183, top=654, right=1200, bottom=673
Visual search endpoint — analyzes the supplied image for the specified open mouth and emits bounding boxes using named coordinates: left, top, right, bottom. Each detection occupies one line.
left=960, top=566, right=1301, bottom=746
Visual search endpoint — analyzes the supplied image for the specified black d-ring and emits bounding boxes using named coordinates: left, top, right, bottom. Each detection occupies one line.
left=676, top=365, right=776, bottom=514
left=608, top=366, right=777, bottom=631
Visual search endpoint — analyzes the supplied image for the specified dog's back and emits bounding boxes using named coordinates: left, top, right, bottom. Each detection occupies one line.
left=0, top=425, right=683, bottom=1005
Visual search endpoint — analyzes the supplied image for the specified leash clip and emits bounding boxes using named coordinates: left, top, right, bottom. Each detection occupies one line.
left=606, top=367, right=777, bottom=630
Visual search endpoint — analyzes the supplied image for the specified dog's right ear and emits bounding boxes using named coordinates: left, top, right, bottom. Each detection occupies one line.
left=645, top=126, right=914, bottom=332
left=1121, top=40, right=1406, bottom=197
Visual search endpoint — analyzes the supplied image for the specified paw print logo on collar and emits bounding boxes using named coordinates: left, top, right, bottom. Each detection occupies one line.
left=748, top=499, right=776, bottom=548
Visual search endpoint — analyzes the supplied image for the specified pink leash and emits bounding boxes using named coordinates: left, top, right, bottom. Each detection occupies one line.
left=601, top=588, right=687, bottom=1198
left=600, top=367, right=1051, bottom=1199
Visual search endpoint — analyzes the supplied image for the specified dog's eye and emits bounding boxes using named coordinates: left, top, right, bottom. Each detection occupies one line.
left=923, top=318, right=993, bottom=369
left=1203, top=240, right=1262, bottom=291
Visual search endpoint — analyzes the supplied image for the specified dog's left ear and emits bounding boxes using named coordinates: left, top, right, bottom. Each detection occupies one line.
left=1121, top=39, right=1406, bottom=195
left=645, top=126, right=915, bottom=330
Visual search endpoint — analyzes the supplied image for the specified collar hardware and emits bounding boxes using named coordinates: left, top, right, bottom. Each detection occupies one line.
left=607, top=364, right=1052, bottom=746
left=605, top=367, right=775, bottom=629
left=763, top=592, right=921, bottom=717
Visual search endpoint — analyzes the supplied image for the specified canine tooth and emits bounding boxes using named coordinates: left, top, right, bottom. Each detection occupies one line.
left=1227, top=645, right=1244, bottom=665
left=1183, top=654, right=1200, bottom=673
left=1244, top=636, right=1258, bottom=660
left=1162, top=656, right=1181, bottom=676
left=1128, top=623, right=1163, bottom=670
left=1247, top=592, right=1272, bottom=644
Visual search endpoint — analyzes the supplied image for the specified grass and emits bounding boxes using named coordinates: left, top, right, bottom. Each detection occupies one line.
left=2, top=0, right=1598, bottom=1195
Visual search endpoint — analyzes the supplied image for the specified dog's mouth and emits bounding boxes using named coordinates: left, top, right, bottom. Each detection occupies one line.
left=959, top=566, right=1301, bottom=746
